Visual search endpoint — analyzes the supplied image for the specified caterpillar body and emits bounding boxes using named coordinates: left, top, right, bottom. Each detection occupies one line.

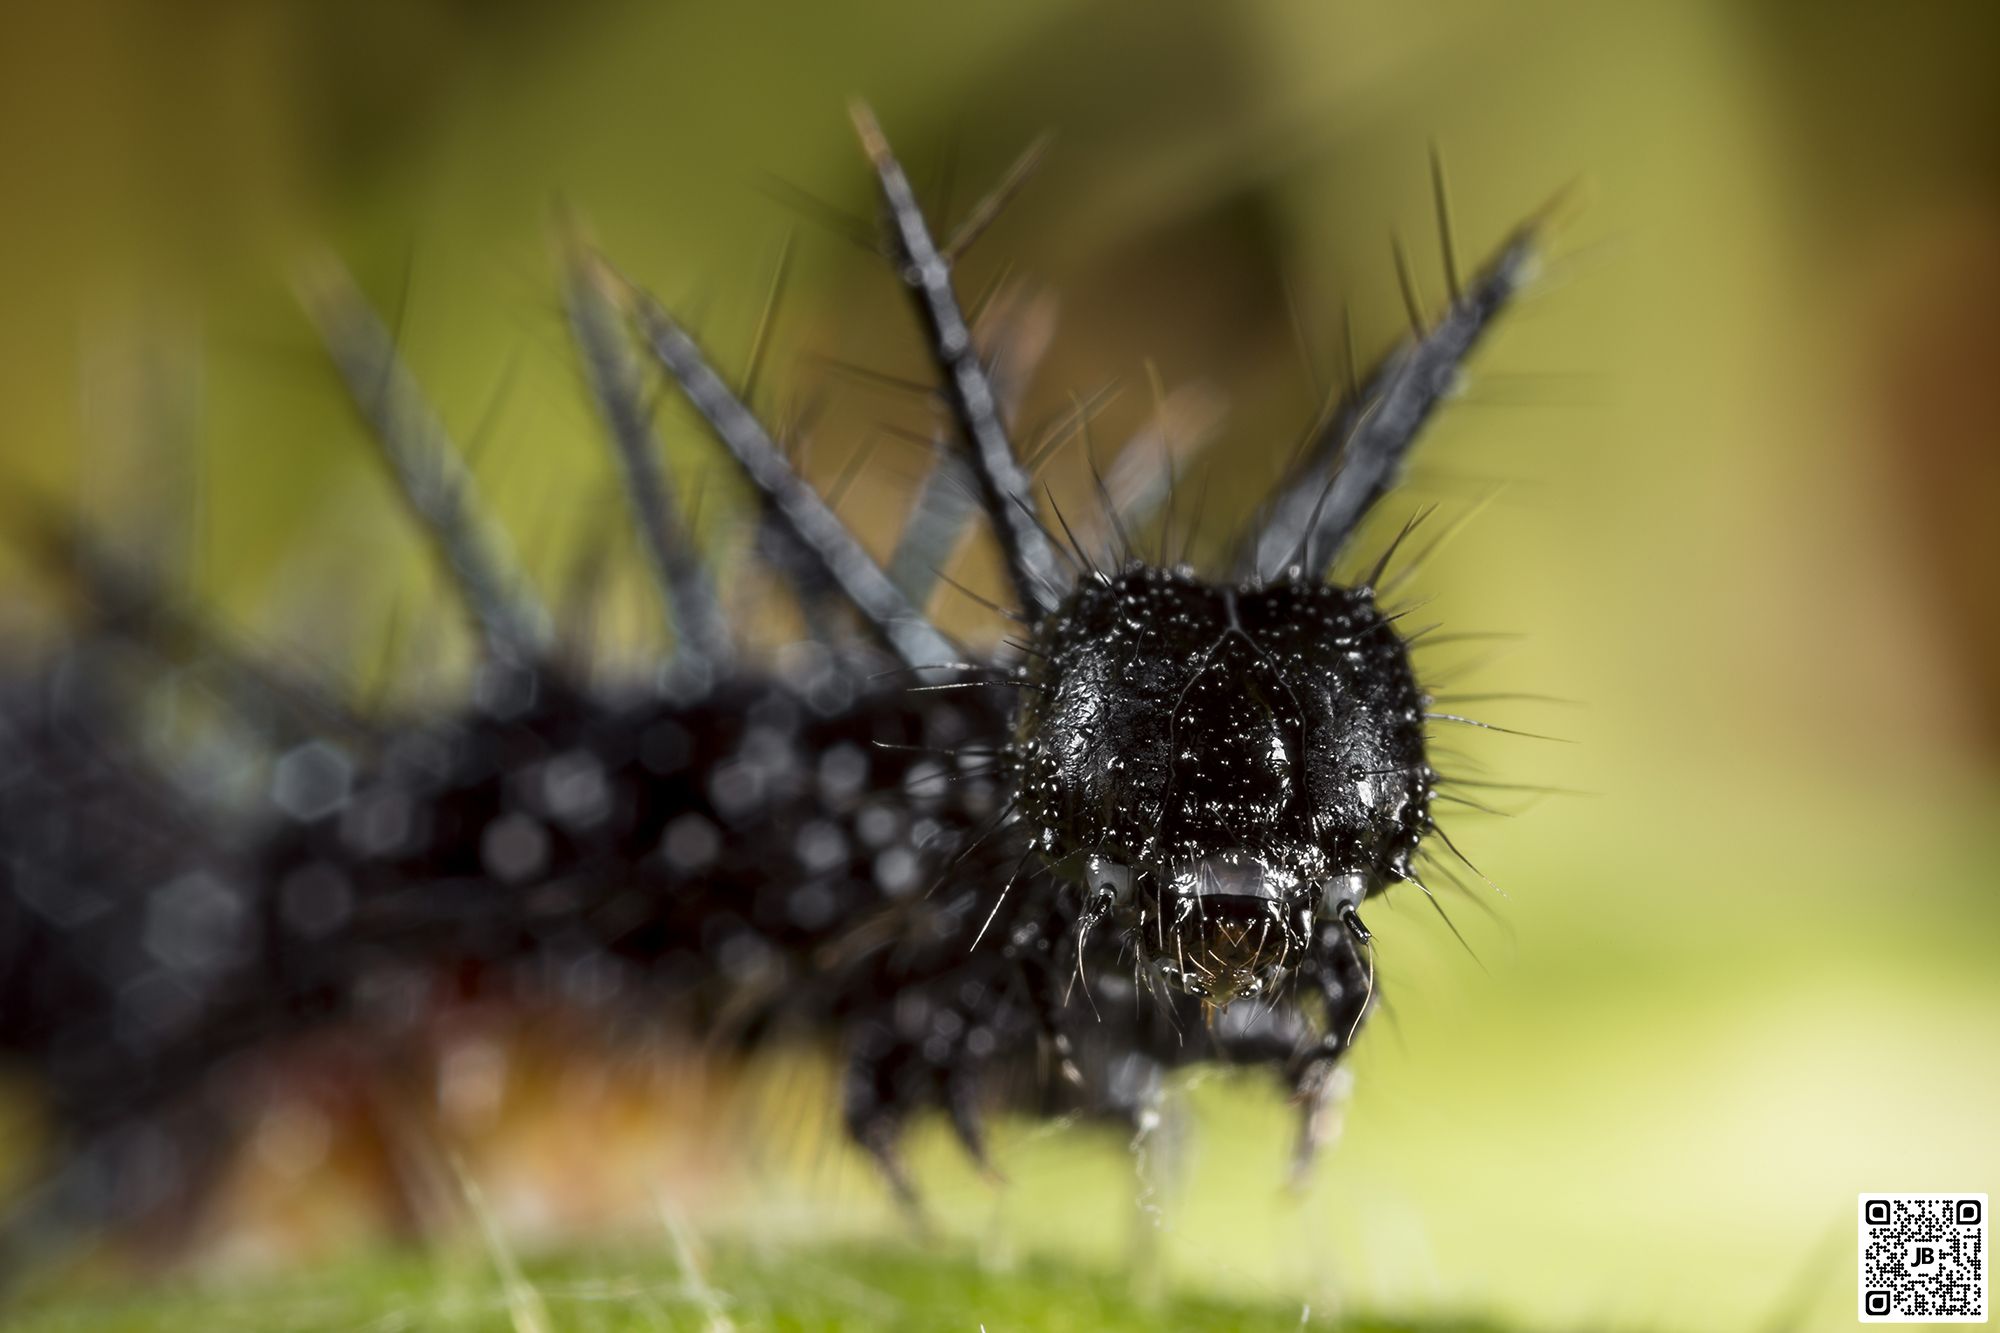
left=0, top=106, right=1541, bottom=1266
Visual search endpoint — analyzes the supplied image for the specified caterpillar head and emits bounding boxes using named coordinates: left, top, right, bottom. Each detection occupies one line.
left=1015, top=563, right=1430, bottom=1004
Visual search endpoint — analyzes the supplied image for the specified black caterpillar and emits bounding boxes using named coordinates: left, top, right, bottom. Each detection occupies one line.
left=0, top=106, right=1541, bottom=1268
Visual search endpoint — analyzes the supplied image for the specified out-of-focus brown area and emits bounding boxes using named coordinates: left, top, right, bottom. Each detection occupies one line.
left=2, top=2, right=1998, bottom=1328
left=1739, top=2, right=2000, bottom=750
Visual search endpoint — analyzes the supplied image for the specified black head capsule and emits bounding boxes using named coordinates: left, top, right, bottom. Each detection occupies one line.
left=1016, top=563, right=1429, bottom=1004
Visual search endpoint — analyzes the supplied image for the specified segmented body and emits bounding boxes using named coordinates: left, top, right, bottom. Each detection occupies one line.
left=0, top=110, right=1543, bottom=1259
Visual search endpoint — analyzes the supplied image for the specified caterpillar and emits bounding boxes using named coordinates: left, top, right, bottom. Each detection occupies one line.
left=0, top=105, right=1542, bottom=1271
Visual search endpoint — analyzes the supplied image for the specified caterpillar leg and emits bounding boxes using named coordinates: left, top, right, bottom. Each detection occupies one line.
left=841, top=1001, right=1002, bottom=1219
left=995, top=878, right=1110, bottom=1093
left=1286, top=910, right=1376, bottom=1182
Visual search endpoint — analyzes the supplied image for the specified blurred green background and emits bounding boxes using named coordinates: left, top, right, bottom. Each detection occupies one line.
left=3, top=1, right=1999, bottom=1329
